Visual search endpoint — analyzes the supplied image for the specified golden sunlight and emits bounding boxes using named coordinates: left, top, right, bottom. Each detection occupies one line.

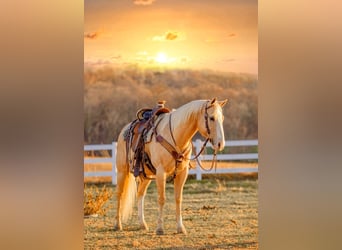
left=155, top=52, right=168, bottom=64
left=84, top=1, right=258, bottom=74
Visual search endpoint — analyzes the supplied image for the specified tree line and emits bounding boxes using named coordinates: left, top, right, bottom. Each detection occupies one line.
left=84, top=65, right=258, bottom=144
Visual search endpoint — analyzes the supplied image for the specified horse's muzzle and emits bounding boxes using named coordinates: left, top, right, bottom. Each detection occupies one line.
left=215, top=140, right=225, bottom=152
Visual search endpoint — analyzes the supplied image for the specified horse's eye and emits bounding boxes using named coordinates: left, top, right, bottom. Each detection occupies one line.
left=209, top=116, right=215, bottom=121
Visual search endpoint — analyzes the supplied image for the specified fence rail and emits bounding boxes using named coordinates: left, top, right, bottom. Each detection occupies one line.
left=84, top=141, right=117, bottom=184
left=84, top=139, right=258, bottom=185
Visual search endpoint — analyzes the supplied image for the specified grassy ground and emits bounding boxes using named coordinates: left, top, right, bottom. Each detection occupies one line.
left=84, top=174, right=258, bottom=249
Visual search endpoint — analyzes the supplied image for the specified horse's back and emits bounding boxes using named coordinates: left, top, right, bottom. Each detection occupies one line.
left=117, top=122, right=129, bottom=139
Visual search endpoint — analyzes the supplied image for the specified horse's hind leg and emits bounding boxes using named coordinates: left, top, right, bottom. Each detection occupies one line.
left=174, top=167, right=188, bottom=234
left=137, top=178, right=151, bottom=230
left=114, top=170, right=125, bottom=230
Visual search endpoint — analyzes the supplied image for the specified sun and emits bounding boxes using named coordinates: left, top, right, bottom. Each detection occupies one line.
left=155, top=52, right=168, bottom=64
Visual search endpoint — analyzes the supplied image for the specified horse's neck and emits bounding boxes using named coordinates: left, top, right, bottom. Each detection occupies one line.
left=170, top=104, right=201, bottom=150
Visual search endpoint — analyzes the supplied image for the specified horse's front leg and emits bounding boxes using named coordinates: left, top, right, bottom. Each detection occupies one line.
left=137, top=178, right=151, bottom=230
left=174, top=167, right=188, bottom=234
left=155, top=170, right=166, bottom=235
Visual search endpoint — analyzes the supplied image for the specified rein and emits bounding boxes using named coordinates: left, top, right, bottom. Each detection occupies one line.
left=194, top=102, right=218, bottom=172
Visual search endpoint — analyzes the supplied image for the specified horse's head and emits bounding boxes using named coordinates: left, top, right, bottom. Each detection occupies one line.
left=198, top=98, right=228, bottom=152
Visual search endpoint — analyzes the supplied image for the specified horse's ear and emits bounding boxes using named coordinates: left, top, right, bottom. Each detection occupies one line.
left=219, top=99, right=228, bottom=107
left=210, top=97, right=217, bottom=105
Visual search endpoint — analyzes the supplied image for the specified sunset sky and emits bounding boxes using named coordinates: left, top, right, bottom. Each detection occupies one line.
left=84, top=0, right=257, bottom=74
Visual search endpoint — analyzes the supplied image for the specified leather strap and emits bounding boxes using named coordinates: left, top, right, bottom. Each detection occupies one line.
left=156, top=135, right=184, bottom=162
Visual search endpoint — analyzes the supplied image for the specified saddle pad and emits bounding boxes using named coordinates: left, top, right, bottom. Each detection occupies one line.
left=143, top=128, right=154, bottom=143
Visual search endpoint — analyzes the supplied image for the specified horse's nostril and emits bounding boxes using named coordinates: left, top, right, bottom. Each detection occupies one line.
left=218, top=142, right=221, bottom=148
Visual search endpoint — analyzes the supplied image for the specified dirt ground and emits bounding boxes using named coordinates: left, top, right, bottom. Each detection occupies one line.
left=84, top=174, right=258, bottom=249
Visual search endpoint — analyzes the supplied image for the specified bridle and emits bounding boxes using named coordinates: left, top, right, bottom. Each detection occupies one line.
left=196, top=101, right=218, bottom=171
left=188, top=100, right=214, bottom=160
left=204, top=102, right=211, bottom=138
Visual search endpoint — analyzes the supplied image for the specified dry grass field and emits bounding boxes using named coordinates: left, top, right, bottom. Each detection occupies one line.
left=84, top=172, right=258, bottom=249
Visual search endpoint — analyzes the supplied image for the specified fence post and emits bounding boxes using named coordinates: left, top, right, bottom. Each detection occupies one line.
left=195, top=139, right=203, bottom=180
left=111, top=141, right=117, bottom=185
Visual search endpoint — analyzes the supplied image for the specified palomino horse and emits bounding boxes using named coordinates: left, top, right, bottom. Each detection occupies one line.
left=114, top=98, right=228, bottom=234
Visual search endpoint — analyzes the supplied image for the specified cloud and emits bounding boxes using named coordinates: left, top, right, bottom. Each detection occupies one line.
left=179, top=56, right=190, bottom=64
left=111, top=55, right=122, bottom=60
left=84, top=59, right=111, bottom=66
left=204, top=33, right=237, bottom=43
left=152, top=31, right=184, bottom=42
left=84, top=32, right=99, bottom=40
left=84, top=55, right=124, bottom=68
left=133, top=0, right=155, bottom=5
left=165, top=32, right=178, bottom=40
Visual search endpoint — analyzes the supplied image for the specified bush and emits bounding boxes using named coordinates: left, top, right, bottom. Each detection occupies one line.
left=84, top=185, right=113, bottom=216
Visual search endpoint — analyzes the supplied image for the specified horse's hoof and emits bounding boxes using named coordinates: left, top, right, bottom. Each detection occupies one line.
left=140, top=223, right=149, bottom=231
left=177, top=226, right=187, bottom=234
left=156, top=228, right=164, bottom=235
left=113, top=224, right=122, bottom=231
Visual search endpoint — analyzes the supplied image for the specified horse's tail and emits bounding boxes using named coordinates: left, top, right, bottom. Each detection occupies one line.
left=116, top=125, right=136, bottom=223
left=120, top=171, right=136, bottom=223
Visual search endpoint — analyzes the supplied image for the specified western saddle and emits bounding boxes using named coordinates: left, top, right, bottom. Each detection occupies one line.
left=124, top=101, right=170, bottom=178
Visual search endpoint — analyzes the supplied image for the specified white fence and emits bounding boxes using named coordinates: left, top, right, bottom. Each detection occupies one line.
left=84, top=139, right=258, bottom=185
left=84, top=142, right=117, bottom=184
left=190, top=139, right=258, bottom=180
